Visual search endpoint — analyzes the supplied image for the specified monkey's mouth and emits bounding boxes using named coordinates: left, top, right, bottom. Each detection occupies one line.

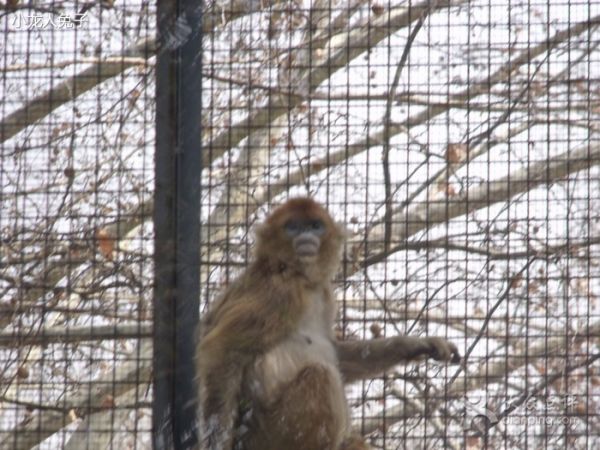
left=296, top=242, right=319, bottom=257
left=294, top=236, right=320, bottom=258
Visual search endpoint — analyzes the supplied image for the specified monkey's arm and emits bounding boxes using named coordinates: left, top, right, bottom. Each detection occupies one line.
left=197, top=355, right=245, bottom=450
left=197, top=281, right=306, bottom=449
left=197, top=317, right=284, bottom=450
left=335, top=336, right=460, bottom=384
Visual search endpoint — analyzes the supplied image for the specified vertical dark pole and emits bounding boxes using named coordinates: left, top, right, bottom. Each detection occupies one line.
left=154, top=0, right=202, bottom=449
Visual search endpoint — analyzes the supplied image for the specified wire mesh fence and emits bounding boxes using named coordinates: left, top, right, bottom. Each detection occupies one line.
left=1, top=0, right=599, bottom=449
left=0, top=2, right=155, bottom=449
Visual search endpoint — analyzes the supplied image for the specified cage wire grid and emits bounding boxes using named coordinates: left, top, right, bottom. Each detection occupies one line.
left=1, top=0, right=600, bottom=449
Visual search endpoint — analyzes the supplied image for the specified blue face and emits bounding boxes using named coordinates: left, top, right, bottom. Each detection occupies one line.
left=283, top=218, right=326, bottom=237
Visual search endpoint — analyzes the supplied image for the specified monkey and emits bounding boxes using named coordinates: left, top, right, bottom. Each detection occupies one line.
left=196, top=197, right=460, bottom=450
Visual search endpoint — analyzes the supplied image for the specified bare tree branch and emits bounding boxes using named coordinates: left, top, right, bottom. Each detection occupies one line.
left=303, top=13, right=600, bottom=201
left=492, top=352, right=600, bottom=429
left=358, top=319, right=600, bottom=434
left=358, top=141, right=600, bottom=269
left=203, top=0, right=464, bottom=165
left=0, top=0, right=287, bottom=144
left=0, top=342, right=151, bottom=450
left=63, top=386, right=149, bottom=450
left=383, top=2, right=435, bottom=252
left=0, top=324, right=151, bottom=348
left=0, top=38, right=155, bottom=143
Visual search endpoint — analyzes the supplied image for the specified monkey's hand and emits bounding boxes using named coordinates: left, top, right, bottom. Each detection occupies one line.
left=423, top=337, right=461, bottom=364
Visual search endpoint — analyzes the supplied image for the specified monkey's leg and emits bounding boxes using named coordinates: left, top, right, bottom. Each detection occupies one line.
left=241, top=365, right=341, bottom=450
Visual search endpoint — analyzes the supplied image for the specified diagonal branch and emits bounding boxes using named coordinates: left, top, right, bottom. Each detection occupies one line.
left=358, top=141, right=600, bottom=270
left=306, top=13, right=600, bottom=199
left=0, top=38, right=155, bottom=143
left=203, top=0, right=463, bottom=165
left=0, top=0, right=286, bottom=144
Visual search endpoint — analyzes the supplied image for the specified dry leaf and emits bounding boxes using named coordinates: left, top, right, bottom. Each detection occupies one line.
left=466, top=436, right=481, bottom=449
left=17, top=365, right=29, bottom=379
left=96, top=228, right=115, bottom=260
left=371, top=3, right=384, bottom=16
left=446, top=143, right=468, bottom=164
left=101, top=394, right=115, bottom=409
left=370, top=323, right=382, bottom=338
left=68, top=409, right=79, bottom=422
left=510, top=273, right=523, bottom=289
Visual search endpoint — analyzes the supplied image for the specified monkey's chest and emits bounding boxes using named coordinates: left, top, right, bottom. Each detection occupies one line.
left=240, top=292, right=350, bottom=449
left=249, top=325, right=339, bottom=401
left=247, top=287, right=340, bottom=399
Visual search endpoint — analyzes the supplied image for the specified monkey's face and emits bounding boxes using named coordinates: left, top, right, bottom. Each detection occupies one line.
left=255, top=198, right=344, bottom=275
left=283, top=217, right=326, bottom=263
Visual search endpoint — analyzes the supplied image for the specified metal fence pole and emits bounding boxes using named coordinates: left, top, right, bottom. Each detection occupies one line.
left=154, top=1, right=203, bottom=448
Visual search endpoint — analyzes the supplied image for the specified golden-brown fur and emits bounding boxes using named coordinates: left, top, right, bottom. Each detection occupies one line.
left=196, top=198, right=460, bottom=450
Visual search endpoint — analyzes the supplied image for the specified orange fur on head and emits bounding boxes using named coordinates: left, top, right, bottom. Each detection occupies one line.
left=254, top=197, right=344, bottom=283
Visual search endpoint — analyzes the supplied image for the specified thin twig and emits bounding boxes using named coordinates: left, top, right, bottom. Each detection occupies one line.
left=382, top=1, right=436, bottom=252
left=446, top=259, right=536, bottom=387
left=497, top=353, right=600, bottom=422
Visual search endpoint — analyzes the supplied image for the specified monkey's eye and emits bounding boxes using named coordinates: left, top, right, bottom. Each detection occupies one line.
left=284, top=220, right=301, bottom=236
left=310, top=220, right=325, bottom=233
